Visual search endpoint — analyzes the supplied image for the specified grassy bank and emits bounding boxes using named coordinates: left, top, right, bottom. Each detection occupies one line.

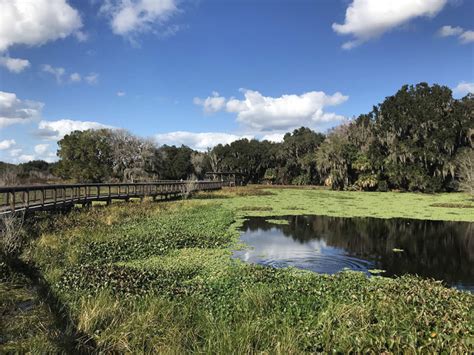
left=7, top=188, right=470, bottom=352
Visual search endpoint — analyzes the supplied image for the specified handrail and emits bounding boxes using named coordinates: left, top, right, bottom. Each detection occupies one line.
left=0, top=180, right=229, bottom=215
left=0, top=181, right=215, bottom=192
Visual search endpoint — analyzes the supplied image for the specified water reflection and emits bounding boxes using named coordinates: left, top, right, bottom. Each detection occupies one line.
left=233, top=215, right=474, bottom=291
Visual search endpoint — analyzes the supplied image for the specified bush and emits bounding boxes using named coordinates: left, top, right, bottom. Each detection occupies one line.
left=377, top=180, right=388, bottom=192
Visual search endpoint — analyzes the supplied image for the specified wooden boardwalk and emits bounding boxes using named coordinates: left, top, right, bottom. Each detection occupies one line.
left=0, top=180, right=227, bottom=215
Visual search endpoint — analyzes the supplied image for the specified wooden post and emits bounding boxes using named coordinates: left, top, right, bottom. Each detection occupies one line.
left=25, top=189, right=30, bottom=209
left=10, top=190, right=15, bottom=212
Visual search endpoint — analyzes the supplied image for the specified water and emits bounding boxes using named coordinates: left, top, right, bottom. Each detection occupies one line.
left=233, top=215, right=474, bottom=291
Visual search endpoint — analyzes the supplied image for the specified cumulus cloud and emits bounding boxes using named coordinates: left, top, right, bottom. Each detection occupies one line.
left=34, top=143, right=50, bottom=155
left=117, top=91, right=126, bottom=97
left=42, top=66, right=98, bottom=85
left=100, top=0, right=179, bottom=38
left=155, top=131, right=254, bottom=151
left=3, top=144, right=57, bottom=164
left=0, top=139, right=16, bottom=150
left=459, top=30, right=474, bottom=44
left=333, top=0, right=448, bottom=49
left=261, top=133, right=285, bottom=143
left=438, top=25, right=464, bottom=37
left=85, top=73, right=99, bottom=85
left=194, top=89, right=348, bottom=131
left=438, top=25, right=474, bottom=44
left=70, top=72, right=82, bottom=83
left=0, top=0, right=82, bottom=52
left=38, top=119, right=112, bottom=140
left=0, top=56, right=30, bottom=73
left=0, top=91, right=44, bottom=128
left=42, top=64, right=66, bottom=83
left=18, top=154, right=35, bottom=163
left=75, top=31, right=88, bottom=42
left=9, top=148, right=22, bottom=157
left=193, top=91, right=226, bottom=113
left=453, top=81, right=474, bottom=96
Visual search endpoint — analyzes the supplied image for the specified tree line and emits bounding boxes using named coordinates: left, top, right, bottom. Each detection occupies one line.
left=2, top=83, right=473, bottom=192
left=202, top=83, right=473, bottom=193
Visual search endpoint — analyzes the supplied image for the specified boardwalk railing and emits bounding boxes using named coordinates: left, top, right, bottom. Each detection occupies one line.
left=0, top=180, right=228, bottom=215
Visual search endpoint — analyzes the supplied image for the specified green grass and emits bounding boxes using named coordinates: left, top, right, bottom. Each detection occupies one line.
left=12, top=191, right=471, bottom=353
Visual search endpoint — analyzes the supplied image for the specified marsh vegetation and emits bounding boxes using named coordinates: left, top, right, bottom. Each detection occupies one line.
left=1, top=187, right=473, bottom=352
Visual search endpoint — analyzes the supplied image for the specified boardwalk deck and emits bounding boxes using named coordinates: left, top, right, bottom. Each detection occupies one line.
left=0, top=180, right=227, bottom=215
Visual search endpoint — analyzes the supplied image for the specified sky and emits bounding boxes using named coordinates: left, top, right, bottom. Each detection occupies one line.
left=0, top=0, right=473, bottom=163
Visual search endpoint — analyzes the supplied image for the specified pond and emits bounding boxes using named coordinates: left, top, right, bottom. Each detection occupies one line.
left=233, top=215, right=474, bottom=291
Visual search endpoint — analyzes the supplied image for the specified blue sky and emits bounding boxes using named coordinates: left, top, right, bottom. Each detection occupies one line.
left=0, top=0, right=473, bottom=163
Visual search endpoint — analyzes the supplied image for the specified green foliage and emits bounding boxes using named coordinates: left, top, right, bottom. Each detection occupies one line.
left=78, top=210, right=233, bottom=264
left=57, top=264, right=199, bottom=297
left=316, top=83, right=473, bottom=192
left=56, top=129, right=113, bottom=182
left=21, top=196, right=473, bottom=353
left=157, top=145, right=195, bottom=180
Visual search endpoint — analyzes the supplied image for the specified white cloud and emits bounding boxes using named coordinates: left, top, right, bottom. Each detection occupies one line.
left=75, top=31, right=88, bottom=42
left=85, top=73, right=99, bottom=85
left=0, top=91, right=43, bottom=128
left=333, top=0, right=448, bottom=49
left=459, top=30, right=474, bottom=44
left=70, top=72, right=82, bottom=83
left=18, top=154, right=35, bottom=163
left=100, top=0, right=179, bottom=37
left=261, top=133, right=285, bottom=143
left=155, top=131, right=254, bottom=151
left=34, top=143, right=49, bottom=155
left=43, top=67, right=98, bottom=85
left=438, top=25, right=464, bottom=37
left=38, top=119, right=112, bottom=140
left=0, top=0, right=82, bottom=52
left=453, top=81, right=474, bottom=96
left=193, top=91, right=226, bottom=113
left=0, top=56, right=30, bottom=73
left=117, top=91, right=126, bottom=97
left=438, top=25, right=474, bottom=44
left=195, top=89, right=348, bottom=131
left=0, top=139, right=16, bottom=150
left=42, top=64, right=66, bottom=83
left=9, top=148, right=22, bottom=157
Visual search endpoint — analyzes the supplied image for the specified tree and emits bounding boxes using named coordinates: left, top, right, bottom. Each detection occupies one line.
left=456, top=148, right=474, bottom=195
left=56, top=129, right=113, bottom=182
left=190, top=151, right=211, bottom=179
left=158, top=145, right=194, bottom=180
left=108, top=130, right=160, bottom=182
left=277, top=127, right=325, bottom=184
left=315, top=125, right=357, bottom=190
left=372, top=83, right=471, bottom=192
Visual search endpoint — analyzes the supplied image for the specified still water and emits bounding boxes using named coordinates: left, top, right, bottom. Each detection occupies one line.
left=233, top=215, right=474, bottom=291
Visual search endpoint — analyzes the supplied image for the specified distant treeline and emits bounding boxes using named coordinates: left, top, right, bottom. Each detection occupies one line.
left=0, top=160, right=59, bottom=185
left=2, top=83, right=473, bottom=192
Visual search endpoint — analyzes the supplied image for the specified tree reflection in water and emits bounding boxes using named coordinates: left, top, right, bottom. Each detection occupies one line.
left=235, top=216, right=473, bottom=291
